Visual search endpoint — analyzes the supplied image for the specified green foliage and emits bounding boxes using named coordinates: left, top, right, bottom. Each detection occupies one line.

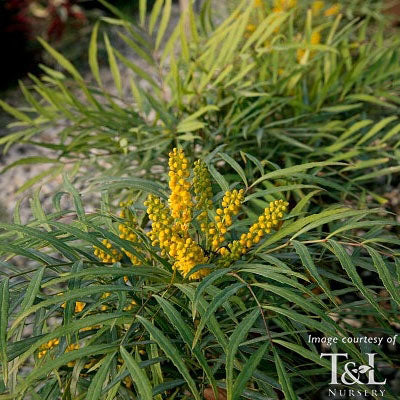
left=0, top=0, right=399, bottom=202
left=1, top=1, right=400, bottom=398
left=0, top=150, right=399, bottom=399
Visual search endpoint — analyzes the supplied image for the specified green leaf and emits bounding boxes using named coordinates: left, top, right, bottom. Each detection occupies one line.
left=293, top=241, right=337, bottom=305
left=86, top=353, right=115, bottom=400
left=0, top=278, right=9, bottom=384
left=136, top=315, right=201, bottom=400
left=0, top=99, right=31, bottom=123
left=0, top=157, right=60, bottom=174
left=140, top=0, right=147, bottom=26
left=89, top=21, right=102, bottom=87
left=120, top=347, right=153, bottom=400
left=193, top=268, right=229, bottom=317
left=226, top=309, right=259, bottom=400
left=232, top=342, right=270, bottom=400
left=366, top=246, right=400, bottom=307
left=176, top=120, right=205, bottom=133
left=250, top=162, right=343, bottom=188
left=104, top=33, right=122, bottom=96
left=208, top=164, right=229, bottom=192
left=37, top=38, right=83, bottom=81
left=154, top=295, right=217, bottom=397
left=149, top=0, right=164, bottom=35
left=273, top=340, right=331, bottom=369
left=327, top=240, right=387, bottom=320
left=192, top=283, right=244, bottom=349
left=273, top=348, right=296, bottom=400
left=16, top=345, right=117, bottom=395
left=219, top=152, right=248, bottom=188
left=357, top=116, right=397, bottom=145
left=155, top=0, right=171, bottom=50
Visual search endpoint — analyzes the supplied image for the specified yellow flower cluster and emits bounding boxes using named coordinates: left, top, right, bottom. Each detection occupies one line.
left=145, top=195, right=175, bottom=256
left=118, top=207, right=143, bottom=265
left=193, top=159, right=213, bottom=233
left=144, top=148, right=289, bottom=279
left=60, top=295, right=85, bottom=313
left=124, top=299, right=137, bottom=311
left=38, top=338, right=59, bottom=359
left=209, top=189, right=244, bottom=250
left=169, top=236, right=209, bottom=279
left=145, top=193, right=209, bottom=279
left=93, top=200, right=145, bottom=268
left=93, top=239, right=122, bottom=263
left=66, top=343, right=80, bottom=367
left=219, top=199, right=288, bottom=266
left=168, top=148, right=192, bottom=228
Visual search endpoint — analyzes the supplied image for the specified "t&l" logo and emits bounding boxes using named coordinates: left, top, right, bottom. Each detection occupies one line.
left=320, top=353, right=387, bottom=385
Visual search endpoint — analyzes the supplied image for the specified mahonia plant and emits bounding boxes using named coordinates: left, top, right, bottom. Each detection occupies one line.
left=93, top=148, right=289, bottom=280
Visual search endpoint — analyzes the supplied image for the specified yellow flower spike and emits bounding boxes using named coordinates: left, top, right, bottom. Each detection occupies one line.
left=210, top=189, right=244, bottom=250
left=168, top=148, right=193, bottom=228
left=253, top=0, right=263, bottom=7
left=37, top=338, right=60, bottom=359
left=124, top=299, right=137, bottom=311
left=93, top=239, right=122, bottom=264
left=324, top=3, right=340, bottom=16
left=75, top=301, right=85, bottom=313
left=218, top=199, right=289, bottom=267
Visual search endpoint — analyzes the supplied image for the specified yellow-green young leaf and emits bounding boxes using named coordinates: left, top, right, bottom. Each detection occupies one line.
left=104, top=33, right=122, bottom=96
left=353, top=165, right=400, bottom=182
left=140, top=0, right=147, bottom=26
left=38, top=38, right=83, bottom=81
left=86, top=353, right=115, bottom=400
left=149, top=0, right=164, bottom=35
left=357, top=116, right=398, bottom=145
left=89, top=21, right=102, bottom=86
left=0, top=99, right=31, bottom=123
left=136, top=315, right=201, bottom=400
left=341, top=158, right=389, bottom=171
left=129, top=77, right=143, bottom=112
left=348, top=94, right=396, bottom=110
left=180, top=105, right=219, bottom=124
left=120, top=347, right=153, bottom=400
left=155, top=0, right=171, bottom=50
left=176, top=120, right=204, bottom=133
left=161, top=20, right=180, bottom=65
left=381, top=122, right=400, bottom=142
